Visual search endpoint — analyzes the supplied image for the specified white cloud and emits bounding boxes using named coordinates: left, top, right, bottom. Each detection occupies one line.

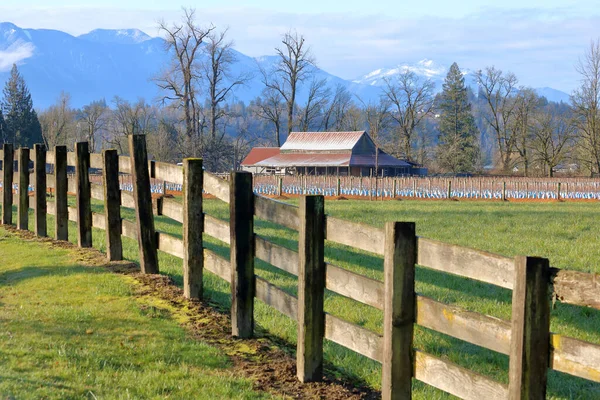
left=0, top=41, right=35, bottom=71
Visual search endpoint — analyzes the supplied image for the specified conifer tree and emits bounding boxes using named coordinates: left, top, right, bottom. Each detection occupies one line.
left=1, top=64, right=43, bottom=147
left=437, top=62, right=480, bottom=172
left=0, top=108, right=6, bottom=144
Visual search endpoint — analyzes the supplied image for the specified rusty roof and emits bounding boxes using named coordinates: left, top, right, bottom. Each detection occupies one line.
left=254, top=150, right=411, bottom=168
left=241, top=147, right=280, bottom=166
left=280, top=131, right=367, bottom=152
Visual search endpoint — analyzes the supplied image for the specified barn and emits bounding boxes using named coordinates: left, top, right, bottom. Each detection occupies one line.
left=241, top=131, right=425, bottom=176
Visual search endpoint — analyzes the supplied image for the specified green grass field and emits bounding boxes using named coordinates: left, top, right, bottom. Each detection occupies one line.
left=0, top=227, right=274, bottom=400
left=3, top=198, right=600, bottom=399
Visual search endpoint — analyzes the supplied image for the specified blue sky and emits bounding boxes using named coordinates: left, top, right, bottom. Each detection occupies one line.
left=1, top=1, right=599, bottom=92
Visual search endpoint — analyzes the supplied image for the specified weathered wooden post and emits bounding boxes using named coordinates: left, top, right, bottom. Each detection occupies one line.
left=382, top=222, right=416, bottom=399
left=34, top=144, right=47, bottom=237
left=297, top=195, right=325, bottom=382
left=508, top=256, right=551, bottom=400
left=447, top=180, right=452, bottom=199
left=2, top=143, right=14, bottom=225
left=128, top=134, right=159, bottom=274
left=102, top=149, right=122, bottom=261
left=76, top=142, right=92, bottom=247
left=17, top=147, right=30, bottom=230
left=183, top=158, right=204, bottom=299
left=392, top=179, right=397, bottom=199
left=230, top=171, right=254, bottom=337
left=336, top=177, right=341, bottom=197
left=502, top=181, right=507, bottom=201
left=54, top=146, right=68, bottom=240
left=557, top=182, right=561, bottom=200
left=277, top=176, right=283, bottom=196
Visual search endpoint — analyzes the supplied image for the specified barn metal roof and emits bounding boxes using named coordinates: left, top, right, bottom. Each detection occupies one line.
left=280, top=131, right=367, bottom=152
left=241, top=147, right=280, bottom=166
left=254, top=150, right=412, bottom=168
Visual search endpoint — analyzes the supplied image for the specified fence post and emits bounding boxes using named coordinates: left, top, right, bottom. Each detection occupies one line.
left=76, top=142, right=92, bottom=247
left=502, top=181, right=507, bottom=201
left=392, top=179, right=397, bottom=198
left=382, top=222, right=416, bottom=399
left=128, top=134, right=159, bottom=274
left=447, top=180, right=452, bottom=199
left=336, top=177, right=341, bottom=197
left=230, top=171, right=254, bottom=337
left=54, top=146, right=68, bottom=240
left=2, top=143, right=14, bottom=225
left=102, top=149, right=122, bottom=261
left=277, top=176, right=283, bottom=196
left=18, top=147, right=30, bottom=230
left=183, top=158, right=204, bottom=300
left=297, top=195, right=325, bottom=382
left=34, top=144, right=47, bottom=237
left=557, top=182, right=561, bottom=200
left=508, top=256, right=551, bottom=400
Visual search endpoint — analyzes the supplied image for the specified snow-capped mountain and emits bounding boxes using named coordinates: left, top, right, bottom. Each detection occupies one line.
left=0, top=22, right=570, bottom=109
left=355, top=59, right=570, bottom=103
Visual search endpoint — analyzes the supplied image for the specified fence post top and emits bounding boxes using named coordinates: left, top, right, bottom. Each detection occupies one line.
left=183, top=157, right=203, bottom=163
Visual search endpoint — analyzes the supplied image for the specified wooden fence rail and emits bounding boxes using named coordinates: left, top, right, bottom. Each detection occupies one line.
left=1, top=139, right=600, bottom=399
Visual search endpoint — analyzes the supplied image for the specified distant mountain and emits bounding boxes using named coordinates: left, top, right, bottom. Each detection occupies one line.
left=0, top=22, right=570, bottom=109
left=355, top=59, right=571, bottom=104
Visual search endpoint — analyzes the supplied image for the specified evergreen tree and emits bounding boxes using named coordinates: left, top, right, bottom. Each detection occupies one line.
left=437, top=62, right=480, bottom=173
left=0, top=108, right=6, bottom=145
left=1, top=64, right=43, bottom=147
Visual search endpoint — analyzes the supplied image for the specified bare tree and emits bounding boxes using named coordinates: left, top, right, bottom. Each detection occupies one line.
left=261, top=31, right=316, bottom=136
left=79, top=99, right=108, bottom=151
left=156, top=8, right=214, bottom=155
left=476, top=66, right=519, bottom=173
left=202, top=29, right=250, bottom=139
left=107, top=97, right=155, bottom=154
left=254, top=88, right=285, bottom=146
left=531, top=110, right=574, bottom=177
left=297, top=78, right=330, bottom=131
left=39, top=91, right=74, bottom=149
left=511, top=88, right=539, bottom=176
left=571, top=39, right=600, bottom=176
left=382, top=71, right=435, bottom=161
left=322, top=84, right=353, bottom=131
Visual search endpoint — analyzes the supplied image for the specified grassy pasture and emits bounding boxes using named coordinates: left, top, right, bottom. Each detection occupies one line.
left=5, top=198, right=600, bottom=399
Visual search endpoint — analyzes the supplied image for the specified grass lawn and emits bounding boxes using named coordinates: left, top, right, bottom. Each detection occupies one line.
left=0, top=226, right=274, bottom=400
left=4, top=197, right=600, bottom=399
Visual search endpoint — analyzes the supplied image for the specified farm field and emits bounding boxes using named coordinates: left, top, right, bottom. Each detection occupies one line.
left=0, top=226, right=274, bottom=400
left=5, top=198, right=600, bottom=399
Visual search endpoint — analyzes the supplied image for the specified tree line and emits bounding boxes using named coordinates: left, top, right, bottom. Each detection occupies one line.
left=1, top=9, right=598, bottom=177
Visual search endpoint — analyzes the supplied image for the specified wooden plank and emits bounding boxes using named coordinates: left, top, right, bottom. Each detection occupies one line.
left=154, top=161, right=183, bottom=185
left=68, top=206, right=77, bottom=222
left=54, top=146, right=68, bottom=241
left=418, top=237, right=515, bottom=289
left=2, top=144, right=14, bottom=225
left=121, top=218, right=137, bottom=240
left=17, top=147, right=29, bottom=230
left=90, top=183, right=104, bottom=201
left=204, top=249, right=231, bottom=282
left=67, top=176, right=76, bottom=194
left=161, top=198, right=183, bottom=223
left=550, top=334, right=600, bottom=383
left=205, top=214, right=230, bottom=244
left=255, top=276, right=298, bottom=319
left=183, top=158, right=204, bottom=299
left=34, top=144, right=47, bottom=237
left=326, top=264, right=384, bottom=310
left=508, top=256, right=551, bottom=400
left=46, top=150, right=55, bottom=165
left=128, top=134, right=158, bottom=274
left=92, top=212, right=106, bottom=230
left=204, top=171, right=229, bottom=202
left=76, top=142, right=92, bottom=247
left=552, top=268, right=600, bottom=310
left=157, top=231, right=184, bottom=258
left=47, top=201, right=55, bottom=215
left=230, top=172, right=255, bottom=338
left=254, top=195, right=299, bottom=230
left=118, top=155, right=132, bottom=174
left=382, top=222, right=416, bottom=400
left=414, top=351, right=508, bottom=400
left=67, top=152, right=76, bottom=167
left=325, top=314, right=383, bottom=363
left=326, top=216, right=385, bottom=255
left=120, top=190, right=135, bottom=209
left=416, top=295, right=511, bottom=355
left=46, top=174, right=55, bottom=189
left=89, top=153, right=103, bottom=169
left=103, top=149, right=122, bottom=261
left=297, top=195, right=326, bottom=383
left=255, top=235, right=298, bottom=276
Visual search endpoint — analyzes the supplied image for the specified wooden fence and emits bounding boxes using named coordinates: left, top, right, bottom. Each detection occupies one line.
left=253, top=175, right=600, bottom=201
left=1, top=138, right=600, bottom=399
